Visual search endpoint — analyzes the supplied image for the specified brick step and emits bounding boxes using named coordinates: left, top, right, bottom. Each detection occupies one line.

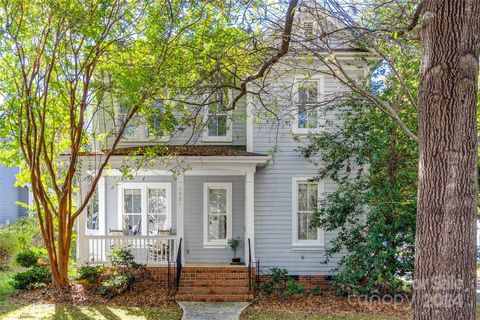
left=177, top=287, right=251, bottom=295
left=175, top=293, right=254, bottom=302
left=180, top=279, right=250, bottom=285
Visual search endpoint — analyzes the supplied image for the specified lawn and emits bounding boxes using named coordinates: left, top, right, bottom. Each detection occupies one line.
left=0, top=301, right=182, bottom=320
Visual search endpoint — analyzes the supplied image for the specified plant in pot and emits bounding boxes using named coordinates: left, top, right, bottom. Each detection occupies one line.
left=227, top=237, right=241, bottom=265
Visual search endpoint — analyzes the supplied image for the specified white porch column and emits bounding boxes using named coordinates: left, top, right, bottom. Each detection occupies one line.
left=176, top=173, right=185, bottom=263
left=77, top=209, right=87, bottom=264
left=244, top=171, right=255, bottom=264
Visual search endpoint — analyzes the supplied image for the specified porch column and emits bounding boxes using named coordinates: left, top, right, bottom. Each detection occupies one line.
left=244, top=171, right=255, bottom=264
left=176, top=172, right=185, bottom=263
left=76, top=194, right=88, bottom=264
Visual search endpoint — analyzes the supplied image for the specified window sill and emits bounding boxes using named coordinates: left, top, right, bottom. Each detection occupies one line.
left=291, top=243, right=325, bottom=251
left=202, top=137, right=233, bottom=143
left=203, top=242, right=228, bottom=249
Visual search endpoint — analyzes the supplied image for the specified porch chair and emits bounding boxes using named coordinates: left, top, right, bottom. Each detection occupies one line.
left=147, top=229, right=171, bottom=263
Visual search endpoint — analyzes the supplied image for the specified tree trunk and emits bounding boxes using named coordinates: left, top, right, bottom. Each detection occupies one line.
left=414, top=1, right=480, bottom=319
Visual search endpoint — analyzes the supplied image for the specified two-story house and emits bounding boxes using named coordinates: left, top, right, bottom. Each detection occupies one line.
left=75, top=4, right=369, bottom=301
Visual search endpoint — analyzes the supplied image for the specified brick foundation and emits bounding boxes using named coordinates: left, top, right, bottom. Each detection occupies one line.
left=258, top=274, right=332, bottom=290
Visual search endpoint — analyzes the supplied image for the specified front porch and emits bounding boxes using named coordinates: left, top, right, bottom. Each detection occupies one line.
left=77, top=150, right=268, bottom=267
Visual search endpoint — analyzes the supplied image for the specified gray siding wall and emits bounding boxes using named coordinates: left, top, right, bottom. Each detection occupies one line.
left=184, top=175, right=245, bottom=263
left=0, top=166, right=26, bottom=225
left=251, top=66, right=364, bottom=275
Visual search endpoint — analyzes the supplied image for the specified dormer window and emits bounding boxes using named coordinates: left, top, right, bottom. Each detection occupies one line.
left=203, top=90, right=232, bottom=142
left=292, top=77, right=324, bottom=135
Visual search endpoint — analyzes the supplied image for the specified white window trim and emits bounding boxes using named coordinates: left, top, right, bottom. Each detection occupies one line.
left=203, top=182, right=233, bottom=248
left=202, top=91, right=233, bottom=143
left=292, top=76, right=325, bottom=136
left=117, top=182, right=172, bottom=235
left=291, top=177, right=325, bottom=250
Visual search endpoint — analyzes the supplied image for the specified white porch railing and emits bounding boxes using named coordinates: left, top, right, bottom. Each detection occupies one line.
left=84, top=235, right=177, bottom=265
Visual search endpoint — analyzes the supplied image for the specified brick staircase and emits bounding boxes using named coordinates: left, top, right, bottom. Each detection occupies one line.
left=175, top=265, right=254, bottom=302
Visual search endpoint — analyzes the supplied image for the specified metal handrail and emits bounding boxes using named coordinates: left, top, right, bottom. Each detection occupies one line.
left=248, top=238, right=252, bottom=291
left=175, top=238, right=183, bottom=291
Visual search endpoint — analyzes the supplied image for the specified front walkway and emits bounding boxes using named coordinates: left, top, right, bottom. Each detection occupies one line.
left=178, top=302, right=250, bottom=320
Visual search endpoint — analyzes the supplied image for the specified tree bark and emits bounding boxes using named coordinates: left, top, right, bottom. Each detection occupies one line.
left=414, top=0, right=480, bottom=319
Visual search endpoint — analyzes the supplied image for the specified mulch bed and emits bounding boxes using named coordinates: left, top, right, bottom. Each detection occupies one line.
left=245, top=293, right=412, bottom=318
left=9, top=278, right=177, bottom=308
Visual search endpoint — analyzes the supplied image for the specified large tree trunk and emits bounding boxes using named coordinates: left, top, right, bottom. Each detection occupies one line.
left=414, top=0, right=480, bottom=319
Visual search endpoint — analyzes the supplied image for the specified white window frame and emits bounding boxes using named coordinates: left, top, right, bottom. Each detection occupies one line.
left=86, top=176, right=106, bottom=236
left=203, top=182, right=233, bottom=248
left=292, top=76, right=325, bottom=135
left=117, top=182, right=172, bottom=235
left=202, top=91, right=233, bottom=143
left=291, top=177, right=325, bottom=250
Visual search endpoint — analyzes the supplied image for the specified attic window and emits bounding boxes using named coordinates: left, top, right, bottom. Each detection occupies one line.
left=304, top=22, right=314, bottom=40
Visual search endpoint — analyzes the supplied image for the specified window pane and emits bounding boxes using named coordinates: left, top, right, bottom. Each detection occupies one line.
left=298, top=183, right=308, bottom=211
left=208, top=214, right=227, bottom=240
left=307, top=183, right=318, bottom=211
left=124, top=189, right=141, bottom=213
left=148, top=188, right=167, bottom=235
left=209, top=189, right=227, bottom=214
left=124, top=214, right=142, bottom=236
left=217, top=115, right=227, bottom=136
left=208, top=116, right=219, bottom=136
left=123, top=189, right=142, bottom=236
left=86, top=188, right=99, bottom=230
left=208, top=188, right=227, bottom=241
left=298, top=82, right=318, bottom=103
left=298, top=212, right=308, bottom=240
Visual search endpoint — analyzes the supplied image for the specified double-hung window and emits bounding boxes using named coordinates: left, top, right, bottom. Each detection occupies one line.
left=119, top=183, right=171, bottom=236
left=292, top=177, right=324, bottom=249
left=293, top=78, right=324, bottom=134
left=203, top=90, right=232, bottom=142
left=203, top=183, right=232, bottom=247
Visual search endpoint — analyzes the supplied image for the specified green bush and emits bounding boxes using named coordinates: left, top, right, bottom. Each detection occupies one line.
left=77, top=265, right=102, bottom=283
left=110, top=247, right=140, bottom=270
left=15, top=248, right=45, bottom=268
left=309, top=284, right=322, bottom=296
left=0, top=217, right=42, bottom=266
left=98, top=273, right=134, bottom=298
left=258, top=267, right=304, bottom=299
left=11, top=265, right=50, bottom=290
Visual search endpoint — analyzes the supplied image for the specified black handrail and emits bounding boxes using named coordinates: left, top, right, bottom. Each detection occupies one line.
left=175, top=238, right=183, bottom=291
left=248, top=238, right=252, bottom=291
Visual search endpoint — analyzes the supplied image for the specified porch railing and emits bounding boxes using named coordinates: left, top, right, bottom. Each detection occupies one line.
left=85, top=235, right=177, bottom=264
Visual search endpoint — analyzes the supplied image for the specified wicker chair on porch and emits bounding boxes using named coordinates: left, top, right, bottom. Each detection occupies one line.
left=147, top=229, right=171, bottom=263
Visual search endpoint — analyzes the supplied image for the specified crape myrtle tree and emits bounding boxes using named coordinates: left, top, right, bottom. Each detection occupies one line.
left=0, top=0, right=299, bottom=287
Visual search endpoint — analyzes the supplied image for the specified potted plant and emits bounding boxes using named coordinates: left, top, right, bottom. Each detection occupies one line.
left=227, top=237, right=241, bottom=264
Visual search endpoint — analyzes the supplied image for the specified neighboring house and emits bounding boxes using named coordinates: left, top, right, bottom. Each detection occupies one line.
left=76, top=4, right=368, bottom=300
left=0, top=165, right=28, bottom=226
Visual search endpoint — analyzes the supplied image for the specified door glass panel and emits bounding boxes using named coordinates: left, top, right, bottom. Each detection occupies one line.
left=208, top=188, right=227, bottom=240
left=148, top=188, right=167, bottom=235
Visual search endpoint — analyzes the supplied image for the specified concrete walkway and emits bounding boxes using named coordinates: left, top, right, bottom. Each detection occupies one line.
left=178, top=302, right=250, bottom=320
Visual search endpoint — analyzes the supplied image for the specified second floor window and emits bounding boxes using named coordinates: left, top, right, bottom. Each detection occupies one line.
left=293, top=78, right=324, bottom=134
left=204, top=90, right=232, bottom=142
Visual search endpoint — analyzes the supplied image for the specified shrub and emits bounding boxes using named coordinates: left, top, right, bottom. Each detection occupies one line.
left=0, top=217, right=42, bottom=266
left=11, top=265, right=50, bottom=290
left=110, top=247, right=140, bottom=270
left=98, top=273, right=134, bottom=298
left=15, top=248, right=46, bottom=268
left=76, top=265, right=102, bottom=283
left=309, top=284, right=322, bottom=296
left=258, top=267, right=304, bottom=299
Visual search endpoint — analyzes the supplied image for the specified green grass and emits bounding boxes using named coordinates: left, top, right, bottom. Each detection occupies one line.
left=0, top=302, right=182, bottom=320
left=241, top=305, right=480, bottom=320
left=0, top=271, right=16, bottom=300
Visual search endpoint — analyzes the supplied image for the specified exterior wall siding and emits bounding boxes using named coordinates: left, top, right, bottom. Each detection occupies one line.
left=251, top=65, right=365, bottom=275
left=0, top=166, right=27, bottom=225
